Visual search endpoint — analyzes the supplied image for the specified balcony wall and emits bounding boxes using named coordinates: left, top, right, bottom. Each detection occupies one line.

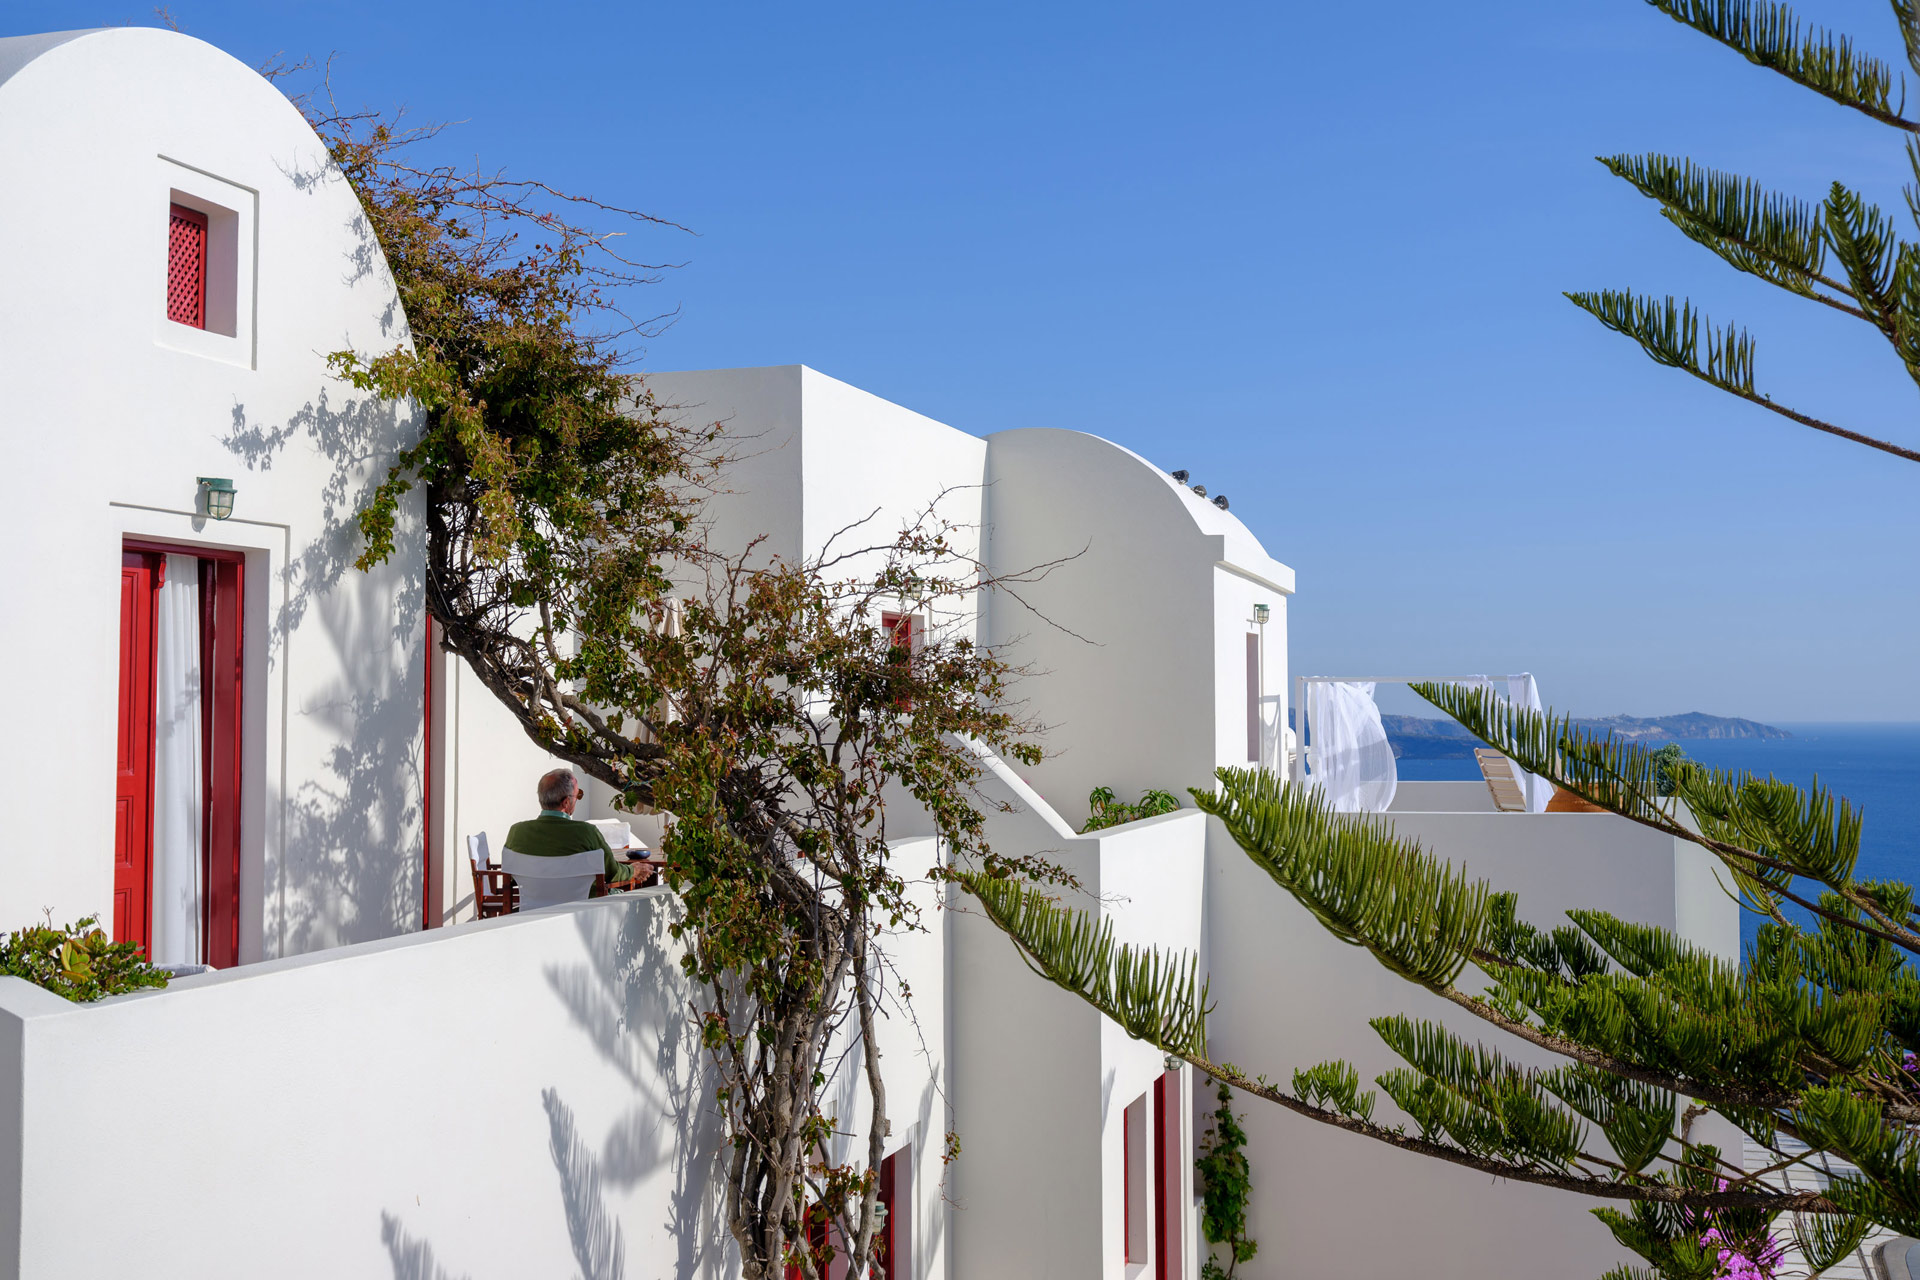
left=0, top=874, right=952, bottom=1280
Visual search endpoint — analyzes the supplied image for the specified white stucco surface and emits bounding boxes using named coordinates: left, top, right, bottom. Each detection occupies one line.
left=0, top=876, right=954, bottom=1280
left=1206, top=802, right=1740, bottom=1279
left=951, top=776, right=1206, bottom=1280
left=0, top=27, right=425, bottom=957
left=2, top=894, right=713, bottom=1279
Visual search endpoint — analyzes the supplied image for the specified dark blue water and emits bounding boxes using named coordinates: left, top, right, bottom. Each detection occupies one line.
left=1399, top=724, right=1920, bottom=951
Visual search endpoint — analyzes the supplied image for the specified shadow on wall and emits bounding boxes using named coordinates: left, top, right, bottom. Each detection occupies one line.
left=379, top=899, right=733, bottom=1280
left=222, top=386, right=427, bottom=954
left=207, top=149, right=429, bottom=954
left=547, top=896, right=733, bottom=1278
left=810, top=915, right=952, bottom=1269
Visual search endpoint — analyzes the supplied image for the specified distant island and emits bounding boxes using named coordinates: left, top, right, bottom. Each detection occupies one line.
left=1379, top=712, right=1791, bottom=761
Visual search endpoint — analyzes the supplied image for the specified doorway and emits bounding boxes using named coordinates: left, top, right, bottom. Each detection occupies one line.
left=114, top=543, right=244, bottom=967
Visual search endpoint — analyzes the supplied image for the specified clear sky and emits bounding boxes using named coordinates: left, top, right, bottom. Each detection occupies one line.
left=20, top=0, right=1919, bottom=721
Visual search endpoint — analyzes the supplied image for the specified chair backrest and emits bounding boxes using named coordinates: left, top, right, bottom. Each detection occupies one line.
left=467, top=832, right=491, bottom=870
left=501, top=848, right=601, bottom=911
left=1474, top=749, right=1528, bottom=813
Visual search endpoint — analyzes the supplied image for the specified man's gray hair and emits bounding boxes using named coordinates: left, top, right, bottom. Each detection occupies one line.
left=537, top=768, right=578, bottom=810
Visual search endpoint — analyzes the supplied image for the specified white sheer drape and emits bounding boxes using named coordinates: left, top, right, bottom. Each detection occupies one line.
left=1505, top=673, right=1554, bottom=814
left=150, top=554, right=202, bottom=967
left=1308, top=680, right=1397, bottom=812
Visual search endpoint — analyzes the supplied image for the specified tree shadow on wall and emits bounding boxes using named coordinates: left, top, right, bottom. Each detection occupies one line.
left=377, top=1086, right=631, bottom=1280
left=544, top=892, right=732, bottom=1279
left=220, top=390, right=427, bottom=955
left=376, top=897, right=732, bottom=1280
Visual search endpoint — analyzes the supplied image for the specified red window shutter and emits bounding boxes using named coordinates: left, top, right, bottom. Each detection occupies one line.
left=167, top=203, right=208, bottom=328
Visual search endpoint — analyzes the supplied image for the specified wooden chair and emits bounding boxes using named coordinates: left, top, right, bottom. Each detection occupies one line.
left=467, top=832, right=517, bottom=919
left=1473, top=749, right=1528, bottom=813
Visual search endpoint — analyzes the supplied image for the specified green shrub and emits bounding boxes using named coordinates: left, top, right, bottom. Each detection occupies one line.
left=0, top=915, right=169, bottom=1002
left=1083, top=785, right=1183, bottom=833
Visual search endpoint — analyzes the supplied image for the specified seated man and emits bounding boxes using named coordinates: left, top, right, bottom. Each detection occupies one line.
left=503, top=768, right=634, bottom=892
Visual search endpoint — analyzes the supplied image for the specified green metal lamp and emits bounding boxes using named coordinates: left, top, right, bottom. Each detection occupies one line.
left=1253, top=603, right=1270, bottom=625
left=198, top=477, right=236, bottom=521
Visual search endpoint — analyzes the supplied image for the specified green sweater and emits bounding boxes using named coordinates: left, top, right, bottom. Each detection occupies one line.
left=502, top=812, right=632, bottom=883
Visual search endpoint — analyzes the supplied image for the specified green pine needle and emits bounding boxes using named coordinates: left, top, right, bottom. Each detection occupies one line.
left=1565, top=289, right=1757, bottom=395
left=1600, top=153, right=1831, bottom=296
left=1647, top=0, right=1917, bottom=131
left=958, top=872, right=1211, bottom=1058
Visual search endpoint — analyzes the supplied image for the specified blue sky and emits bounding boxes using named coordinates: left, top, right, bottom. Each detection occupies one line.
left=23, top=0, right=1920, bottom=720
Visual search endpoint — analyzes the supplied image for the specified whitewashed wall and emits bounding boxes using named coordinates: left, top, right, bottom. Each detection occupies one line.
left=980, top=428, right=1293, bottom=831
left=1206, top=792, right=1741, bottom=1279
left=0, top=28, right=424, bottom=957
left=0, top=893, right=720, bottom=1280
left=0, top=869, right=955, bottom=1280
left=641, top=365, right=987, bottom=587
left=949, top=755, right=1205, bottom=1280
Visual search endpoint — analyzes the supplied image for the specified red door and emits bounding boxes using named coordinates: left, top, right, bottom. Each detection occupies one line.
left=1154, top=1072, right=1171, bottom=1279
left=199, top=556, right=244, bottom=968
left=115, top=551, right=161, bottom=954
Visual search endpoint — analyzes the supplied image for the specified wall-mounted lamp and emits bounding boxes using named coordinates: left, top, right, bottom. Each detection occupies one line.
left=198, top=476, right=236, bottom=521
left=1254, top=603, right=1270, bottom=625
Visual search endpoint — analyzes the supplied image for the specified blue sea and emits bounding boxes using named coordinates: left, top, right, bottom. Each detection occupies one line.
left=1398, top=724, right=1920, bottom=952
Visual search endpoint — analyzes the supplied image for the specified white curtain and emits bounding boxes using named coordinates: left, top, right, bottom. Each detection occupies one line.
left=150, top=554, right=202, bottom=967
left=1505, top=673, right=1554, bottom=814
left=1308, top=680, right=1397, bottom=812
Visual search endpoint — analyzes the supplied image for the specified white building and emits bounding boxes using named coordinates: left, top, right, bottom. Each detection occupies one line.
left=0, top=26, right=1735, bottom=1280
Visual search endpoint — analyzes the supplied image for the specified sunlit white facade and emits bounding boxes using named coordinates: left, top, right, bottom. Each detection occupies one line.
left=0, top=26, right=1733, bottom=1280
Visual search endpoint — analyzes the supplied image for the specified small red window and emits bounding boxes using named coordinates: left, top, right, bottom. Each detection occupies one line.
left=167, top=203, right=208, bottom=328
left=881, top=612, right=920, bottom=710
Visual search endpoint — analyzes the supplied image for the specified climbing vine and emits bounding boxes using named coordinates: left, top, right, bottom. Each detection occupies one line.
left=1196, top=1080, right=1259, bottom=1280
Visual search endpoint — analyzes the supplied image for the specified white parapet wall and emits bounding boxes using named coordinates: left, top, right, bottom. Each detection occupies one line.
left=1, top=892, right=714, bottom=1280
left=949, top=749, right=1206, bottom=1279
left=0, top=879, right=953, bottom=1280
left=1206, top=790, right=1742, bottom=1280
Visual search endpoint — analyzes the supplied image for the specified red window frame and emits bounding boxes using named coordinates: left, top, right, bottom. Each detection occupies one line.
left=1154, top=1071, right=1173, bottom=1279
left=166, top=203, right=209, bottom=329
left=1245, top=632, right=1261, bottom=763
left=876, top=1147, right=899, bottom=1275
left=124, top=539, right=245, bottom=968
left=1124, top=1092, right=1148, bottom=1264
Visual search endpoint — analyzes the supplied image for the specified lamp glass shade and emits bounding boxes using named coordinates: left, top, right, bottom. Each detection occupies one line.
left=199, top=478, right=236, bottom=521
left=1253, top=603, right=1271, bottom=625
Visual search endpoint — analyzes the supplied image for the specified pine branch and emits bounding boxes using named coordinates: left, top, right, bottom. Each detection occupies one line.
left=1897, top=0, right=1920, bottom=78
left=958, top=872, right=1211, bottom=1057
left=956, top=870, right=1835, bottom=1214
left=1646, top=0, right=1920, bottom=132
left=1189, top=767, right=1920, bottom=1128
left=1413, top=683, right=1920, bottom=951
left=1598, top=153, right=1867, bottom=319
left=1824, top=178, right=1920, bottom=389
left=1566, top=288, right=1920, bottom=462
